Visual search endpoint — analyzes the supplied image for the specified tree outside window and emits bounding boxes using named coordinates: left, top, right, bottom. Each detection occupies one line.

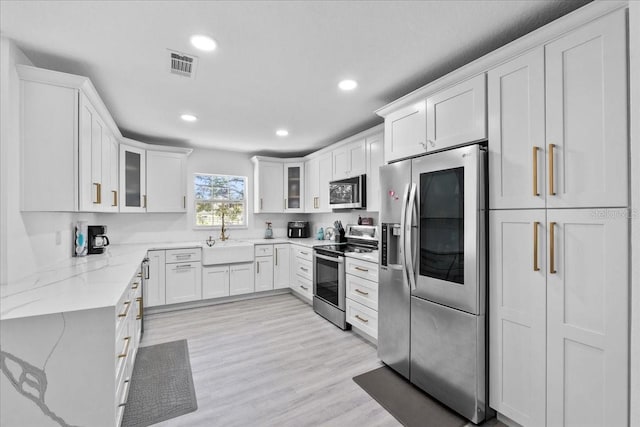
left=194, top=174, right=247, bottom=227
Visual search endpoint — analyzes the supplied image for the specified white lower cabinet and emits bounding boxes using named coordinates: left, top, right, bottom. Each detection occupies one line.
left=273, top=244, right=291, bottom=289
left=230, top=263, right=255, bottom=296
left=144, top=250, right=166, bottom=307
left=290, top=244, right=313, bottom=302
left=345, top=257, right=379, bottom=340
left=489, top=209, right=629, bottom=426
left=165, top=261, right=202, bottom=304
left=255, top=256, right=274, bottom=292
left=202, top=265, right=230, bottom=299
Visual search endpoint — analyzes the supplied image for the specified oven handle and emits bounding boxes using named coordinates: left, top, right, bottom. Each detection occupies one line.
left=315, top=253, right=345, bottom=263
left=405, top=182, right=418, bottom=291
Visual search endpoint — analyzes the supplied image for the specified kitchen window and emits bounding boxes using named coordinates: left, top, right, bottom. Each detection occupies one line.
left=194, top=173, right=247, bottom=227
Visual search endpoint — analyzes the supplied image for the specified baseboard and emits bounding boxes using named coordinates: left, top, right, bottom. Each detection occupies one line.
left=496, top=412, right=524, bottom=427
left=145, top=288, right=291, bottom=315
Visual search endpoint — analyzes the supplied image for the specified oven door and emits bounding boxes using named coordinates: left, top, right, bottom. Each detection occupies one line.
left=313, top=252, right=346, bottom=310
left=409, top=144, right=486, bottom=315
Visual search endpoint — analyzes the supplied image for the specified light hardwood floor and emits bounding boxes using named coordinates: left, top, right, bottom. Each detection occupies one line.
left=141, top=293, right=401, bottom=427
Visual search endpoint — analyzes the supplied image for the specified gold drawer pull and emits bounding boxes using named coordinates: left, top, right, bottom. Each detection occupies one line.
left=548, top=144, right=556, bottom=196
left=300, top=267, right=309, bottom=272
left=300, top=285, right=308, bottom=291
left=118, top=337, right=131, bottom=358
left=354, top=266, right=369, bottom=272
left=143, top=194, right=147, bottom=208
left=532, top=146, right=540, bottom=196
left=112, top=190, right=118, bottom=207
left=131, top=282, right=139, bottom=290
left=355, top=288, right=369, bottom=296
left=118, top=301, right=131, bottom=318
left=549, top=221, right=557, bottom=274
left=136, top=297, right=143, bottom=320
left=533, top=221, right=540, bottom=272
left=355, top=314, right=369, bottom=323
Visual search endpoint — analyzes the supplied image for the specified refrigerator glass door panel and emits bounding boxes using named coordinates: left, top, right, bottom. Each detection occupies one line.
left=378, top=261, right=411, bottom=379
left=380, top=161, right=412, bottom=224
left=411, top=145, right=483, bottom=315
left=410, top=296, right=486, bottom=424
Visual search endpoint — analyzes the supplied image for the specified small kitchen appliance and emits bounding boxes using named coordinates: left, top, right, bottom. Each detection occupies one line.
left=87, top=225, right=110, bottom=254
left=287, top=221, right=310, bottom=238
left=329, top=175, right=366, bottom=209
left=313, top=225, right=378, bottom=330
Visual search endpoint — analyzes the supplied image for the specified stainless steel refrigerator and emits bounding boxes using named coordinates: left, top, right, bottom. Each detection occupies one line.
left=378, top=144, right=490, bottom=424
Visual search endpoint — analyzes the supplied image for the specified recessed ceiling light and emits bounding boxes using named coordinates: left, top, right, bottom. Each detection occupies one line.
left=338, top=79, right=358, bottom=91
left=181, top=114, right=198, bottom=122
left=190, top=34, right=217, bottom=52
left=276, top=129, right=289, bottom=137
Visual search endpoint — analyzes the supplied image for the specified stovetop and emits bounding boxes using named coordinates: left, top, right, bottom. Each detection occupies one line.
left=314, top=242, right=376, bottom=255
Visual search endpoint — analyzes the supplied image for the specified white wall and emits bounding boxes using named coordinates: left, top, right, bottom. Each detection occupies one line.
left=0, top=38, right=97, bottom=284
left=629, top=2, right=640, bottom=426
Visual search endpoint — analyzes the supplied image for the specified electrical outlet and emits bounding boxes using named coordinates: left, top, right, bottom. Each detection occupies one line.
left=55, top=230, right=61, bottom=245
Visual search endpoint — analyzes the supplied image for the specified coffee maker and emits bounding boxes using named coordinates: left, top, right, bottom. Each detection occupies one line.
left=88, top=225, right=110, bottom=254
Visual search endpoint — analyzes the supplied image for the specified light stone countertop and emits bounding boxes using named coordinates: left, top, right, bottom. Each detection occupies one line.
left=0, top=237, right=371, bottom=321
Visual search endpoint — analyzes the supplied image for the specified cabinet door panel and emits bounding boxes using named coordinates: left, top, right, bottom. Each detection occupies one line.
left=488, top=49, right=545, bottom=210
left=348, top=139, right=366, bottom=176
left=284, top=162, right=304, bottom=212
left=426, top=74, right=486, bottom=151
left=332, top=146, right=349, bottom=180
left=546, top=208, right=628, bottom=427
left=101, top=131, right=119, bottom=212
left=165, top=262, right=202, bottom=304
left=144, top=250, right=166, bottom=307
left=203, top=265, right=230, bottom=299
left=79, top=93, right=104, bottom=212
left=545, top=10, right=627, bottom=208
left=384, top=102, right=427, bottom=163
left=366, top=132, right=384, bottom=212
left=489, top=210, right=546, bottom=426
left=255, top=257, right=274, bottom=292
left=230, top=263, right=255, bottom=295
left=273, top=245, right=290, bottom=289
left=147, top=151, right=186, bottom=212
left=119, top=144, right=146, bottom=212
left=255, top=161, right=283, bottom=213
left=304, top=157, right=318, bottom=212
left=317, top=154, right=332, bottom=212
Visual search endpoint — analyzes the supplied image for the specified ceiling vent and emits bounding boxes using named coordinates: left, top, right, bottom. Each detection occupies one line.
left=168, top=50, right=198, bottom=79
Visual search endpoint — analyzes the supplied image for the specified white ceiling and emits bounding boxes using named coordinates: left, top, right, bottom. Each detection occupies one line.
left=0, top=0, right=589, bottom=156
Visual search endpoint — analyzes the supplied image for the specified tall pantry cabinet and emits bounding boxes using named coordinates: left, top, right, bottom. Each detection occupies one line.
left=488, top=9, right=629, bottom=427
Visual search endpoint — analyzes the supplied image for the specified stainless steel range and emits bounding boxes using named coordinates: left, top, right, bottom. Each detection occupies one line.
left=313, top=225, right=378, bottom=329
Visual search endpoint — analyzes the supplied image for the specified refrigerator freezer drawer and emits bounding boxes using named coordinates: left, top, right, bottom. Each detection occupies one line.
left=410, top=296, right=487, bottom=424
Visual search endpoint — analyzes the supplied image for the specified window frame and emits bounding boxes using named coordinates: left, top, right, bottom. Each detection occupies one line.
left=193, top=173, right=248, bottom=229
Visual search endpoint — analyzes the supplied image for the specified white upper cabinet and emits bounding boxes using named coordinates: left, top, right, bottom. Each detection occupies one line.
left=332, top=138, right=366, bottom=180
left=488, top=48, right=546, bottom=210
left=146, top=150, right=187, bottom=212
left=545, top=10, right=628, bottom=209
left=284, top=162, right=304, bottom=212
left=365, top=131, right=384, bottom=212
left=119, top=144, right=147, bottom=213
left=18, top=65, right=119, bottom=212
left=426, top=73, right=486, bottom=152
left=305, top=153, right=332, bottom=212
left=383, top=101, right=427, bottom=163
left=252, top=158, right=284, bottom=213
left=102, top=130, right=119, bottom=212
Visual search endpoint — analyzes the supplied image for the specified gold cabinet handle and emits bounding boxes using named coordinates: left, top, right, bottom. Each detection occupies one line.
left=549, top=221, right=557, bottom=274
left=260, top=198, right=263, bottom=210
left=118, top=301, right=131, bottom=318
left=257, top=261, right=260, bottom=274
left=355, top=288, right=369, bottom=296
left=300, top=285, right=308, bottom=291
left=143, top=195, right=147, bottom=208
left=112, top=190, right=118, bottom=207
left=354, top=266, right=369, bottom=272
left=355, top=314, right=369, bottom=323
left=183, top=196, right=186, bottom=209
left=284, top=198, right=287, bottom=210
left=275, top=248, right=278, bottom=266
left=131, top=281, right=139, bottom=290
left=533, top=221, right=540, bottom=271
left=548, top=144, right=556, bottom=196
left=136, top=297, right=143, bottom=320
left=93, top=182, right=101, bottom=204
left=532, top=146, right=540, bottom=196
left=118, top=336, right=131, bottom=358
left=300, top=267, right=308, bottom=272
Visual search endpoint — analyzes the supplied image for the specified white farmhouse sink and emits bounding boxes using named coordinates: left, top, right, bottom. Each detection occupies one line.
left=202, top=240, right=254, bottom=265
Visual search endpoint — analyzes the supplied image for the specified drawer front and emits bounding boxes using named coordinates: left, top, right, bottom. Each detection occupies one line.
left=346, top=258, right=378, bottom=282
left=255, top=244, right=274, bottom=257
left=295, top=257, right=313, bottom=280
left=293, top=245, right=313, bottom=261
left=166, top=248, right=201, bottom=263
left=346, top=274, right=378, bottom=311
left=292, top=275, right=313, bottom=300
left=346, top=299, right=378, bottom=339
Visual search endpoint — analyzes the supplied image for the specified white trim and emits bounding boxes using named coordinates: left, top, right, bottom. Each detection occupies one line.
left=304, top=123, right=384, bottom=159
left=375, top=1, right=629, bottom=118
left=119, top=136, right=193, bottom=155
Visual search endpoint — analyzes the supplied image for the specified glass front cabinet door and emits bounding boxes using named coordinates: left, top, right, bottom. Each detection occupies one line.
left=284, top=162, right=304, bottom=212
left=119, top=144, right=147, bottom=212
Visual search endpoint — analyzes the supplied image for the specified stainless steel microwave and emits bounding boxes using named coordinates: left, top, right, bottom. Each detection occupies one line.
left=329, top=175, right=366, bottom=209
